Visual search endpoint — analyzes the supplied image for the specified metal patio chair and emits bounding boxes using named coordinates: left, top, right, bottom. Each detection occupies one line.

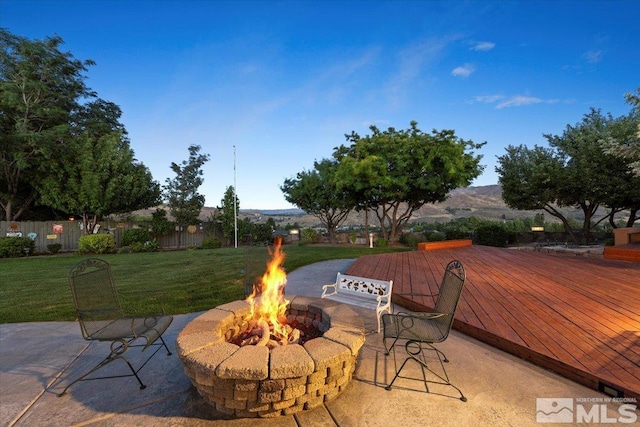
left=382, top=259, right=467, bottom=401
left=59, top=258, right=173, bottom=396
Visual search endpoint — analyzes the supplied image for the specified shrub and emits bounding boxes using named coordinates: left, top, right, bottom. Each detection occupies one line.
left=121, top=228, right=152, bottom=247
left=400, top=232, right=425, bottom=248
left=0, top=237, right=36, bottom=258
left=131, top=240, right=160, bottom=253
left=46, top=243, right=62, bottom=254
left=426, top=231, right=446, bottom=242
left=201, top=236, right=222, bottom=249
left=78, top=234, right=115, bottom=254
left=374, top=237, right=389, bottom=247
left=251, top=223, right=274, bottom=244
left=475, top=224, right=517, bottom=247
left=300, top=228, right=318, bottom=244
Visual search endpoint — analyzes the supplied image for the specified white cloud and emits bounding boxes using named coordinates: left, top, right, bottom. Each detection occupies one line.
left=471, top=94, right=560, bottom=109
left=384, top=36, right=456, bottom=107
left=496, top=95, right=544, bottom=109
left=451, top=64, right=475, bottom=78
left=582, top=49, right=603, bottom=64
left=471, top=41, right=495, bottom=51
left=474, top=95, right=504, bottom=104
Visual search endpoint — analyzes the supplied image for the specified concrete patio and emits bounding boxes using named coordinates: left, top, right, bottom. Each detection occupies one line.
left=1, top=259, right=635, bottom=426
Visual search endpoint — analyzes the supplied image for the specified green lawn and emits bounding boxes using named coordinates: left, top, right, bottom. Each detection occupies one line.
left=0, top=245, right=409, bottom=323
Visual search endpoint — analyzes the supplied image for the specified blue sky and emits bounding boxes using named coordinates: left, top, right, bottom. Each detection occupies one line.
left=2, top=1, right=639, bottom=209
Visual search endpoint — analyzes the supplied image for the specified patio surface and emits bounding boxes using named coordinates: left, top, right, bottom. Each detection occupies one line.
left=1, top=257, right=638, bottom=426
left=346, top=245, right=640, bottom=401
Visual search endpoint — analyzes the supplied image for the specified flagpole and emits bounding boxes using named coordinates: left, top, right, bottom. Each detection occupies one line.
left=233, top=145, right=238, bottom=249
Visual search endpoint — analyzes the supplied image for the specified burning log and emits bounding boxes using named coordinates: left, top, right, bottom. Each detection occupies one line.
left=255, top=319, right=270, bottom=347
left=233, top=319, right=306, bottom=348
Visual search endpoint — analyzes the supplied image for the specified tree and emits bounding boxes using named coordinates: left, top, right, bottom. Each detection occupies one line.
left=603, top=88, right=640, bottom=176
left=150, top=208, right=174, bottom=241
left=496, top=108, right=640, bottom=244
left=37, top=130, right=160, bottom=234
left=333, top=153, right=386, bottom=239
left=0, top=29, right=95, bottom=220
left=164, top=144, right=209, bottom=247
left=281, top=158, right=353, bottom=243
left=217, top=185, right=239, bottom=246
left=334, top=121, right=485, bottom=243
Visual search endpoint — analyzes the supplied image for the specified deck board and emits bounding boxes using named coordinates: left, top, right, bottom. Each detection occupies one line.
left=345, top=245, right=640, bottom=400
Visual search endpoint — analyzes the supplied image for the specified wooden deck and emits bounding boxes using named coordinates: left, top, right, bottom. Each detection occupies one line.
left=345, top=245, right=640, bottom=400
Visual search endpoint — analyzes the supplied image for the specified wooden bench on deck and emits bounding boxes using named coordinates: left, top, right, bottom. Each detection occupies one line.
left=321, top=273, right=393, bottom=333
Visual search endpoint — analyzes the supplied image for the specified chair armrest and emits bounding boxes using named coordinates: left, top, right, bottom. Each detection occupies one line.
left=394, top=292, right=438, bottom=298
left=393, top=311, right=447, bottom=320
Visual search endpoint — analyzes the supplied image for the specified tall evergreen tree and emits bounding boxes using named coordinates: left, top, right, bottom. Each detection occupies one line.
left=164, top=145, right=210, bottom=247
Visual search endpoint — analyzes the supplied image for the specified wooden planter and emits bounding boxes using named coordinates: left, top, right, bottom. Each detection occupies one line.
left=417, top=239, right=473, bottom=251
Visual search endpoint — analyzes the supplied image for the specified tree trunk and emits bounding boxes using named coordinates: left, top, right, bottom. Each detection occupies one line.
left=627, top=208, right=639, bottom=227
left=364, top=205, right=369, bottom=239
left=543, top=205, right=579, bottom=245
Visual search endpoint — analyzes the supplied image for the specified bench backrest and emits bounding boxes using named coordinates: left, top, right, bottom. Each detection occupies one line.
left=432, top=260, right=466, bottom=338
left=336, top=273, right=392, bottom=297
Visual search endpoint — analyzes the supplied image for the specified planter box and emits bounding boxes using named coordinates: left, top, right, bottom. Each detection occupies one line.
left=417, top=239, right=472, bottom=251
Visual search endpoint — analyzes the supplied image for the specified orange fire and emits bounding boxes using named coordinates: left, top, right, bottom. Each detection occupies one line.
left=246, top=237, right=291, bottom=340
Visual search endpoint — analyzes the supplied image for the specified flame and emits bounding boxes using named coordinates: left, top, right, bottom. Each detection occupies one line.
left=246, top=237, right=290, bottom=340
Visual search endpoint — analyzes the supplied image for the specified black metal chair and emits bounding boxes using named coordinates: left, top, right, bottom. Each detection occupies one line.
left=59, top=258, right=173, bottom=396
left=382, top=259, right=467, bottom=401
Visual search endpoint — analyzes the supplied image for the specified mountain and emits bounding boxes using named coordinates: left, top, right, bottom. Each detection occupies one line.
left=127, top=185, right=595, bottom=227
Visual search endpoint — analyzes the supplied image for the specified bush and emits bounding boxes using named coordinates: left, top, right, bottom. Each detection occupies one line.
left=121, top=228, right=152, bottom=247
left=0, top=237, right=36, bottom=258
left=201, top=236, right=222, bottom=249
left=77, top=234, right=115, bottom=254
left=444, top=228, right=469, bottom=240
left=400, top=232, right=425, bottom=248
left=46, top=243, right=62, bottom=254
left=134, top=240, right=160, bottom=252
left=374, top=237, right=389, bottom=247
left=300, top=228, right=318, bottom=244
left=426, top=231, right=446, bottom=242
left=475, top=224, right=517, bottom=247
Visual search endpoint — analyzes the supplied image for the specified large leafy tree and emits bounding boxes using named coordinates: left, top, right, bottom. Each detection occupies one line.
left=38, top=130, right=160, bottom=234
left=164, top=144, right=209, bottom=247
left=281, top=158, right=353, bottom=243
left=36, top=99, right=160, bottom=234
left=497, top=108, right=640, bottom=244
left=603, top=88, right=640, bottom=177
left=0, top=29, right=95, bottom=220
left=333, top=121, right=485, bottom=243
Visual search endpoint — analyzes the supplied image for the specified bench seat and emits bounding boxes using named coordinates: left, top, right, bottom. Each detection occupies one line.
left=321, top=273, right=393, bottom=333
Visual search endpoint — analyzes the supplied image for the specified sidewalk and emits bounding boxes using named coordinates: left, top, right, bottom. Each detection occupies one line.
left=1, top=259, right=630, bottom=426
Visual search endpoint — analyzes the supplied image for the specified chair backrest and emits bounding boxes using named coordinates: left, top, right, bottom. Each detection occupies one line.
left=68, top=258, right=124, bottom=339
left=432, top=259, right=466, bottom=338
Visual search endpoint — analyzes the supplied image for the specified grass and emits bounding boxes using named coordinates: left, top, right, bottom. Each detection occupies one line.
left=0, top=244, right=410, bottom=323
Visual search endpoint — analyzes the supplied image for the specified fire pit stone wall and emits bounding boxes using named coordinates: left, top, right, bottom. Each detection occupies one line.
left=177, top=295, right=365, bottom=418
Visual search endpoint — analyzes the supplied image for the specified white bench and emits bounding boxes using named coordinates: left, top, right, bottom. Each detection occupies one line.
left=321, top=273, right=393, bottom=333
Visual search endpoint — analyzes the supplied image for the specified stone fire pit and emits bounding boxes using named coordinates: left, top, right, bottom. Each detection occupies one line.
left=176, top=295, right=365, bottom=418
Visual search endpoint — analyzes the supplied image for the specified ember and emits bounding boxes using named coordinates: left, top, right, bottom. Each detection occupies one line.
left=229, top=318, right=323, bottom=348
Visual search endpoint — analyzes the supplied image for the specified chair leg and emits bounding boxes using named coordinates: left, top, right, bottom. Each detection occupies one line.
left=158, top=335, right=173, bottom=356
left=384, top=340, right=467, bottom=402
left=57, top=337, right=171, bottom=396
left=58, top=344, right=146, bottom=396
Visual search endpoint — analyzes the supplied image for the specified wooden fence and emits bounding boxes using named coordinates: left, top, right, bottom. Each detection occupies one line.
left=0, top=220, right=214, bottom=253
